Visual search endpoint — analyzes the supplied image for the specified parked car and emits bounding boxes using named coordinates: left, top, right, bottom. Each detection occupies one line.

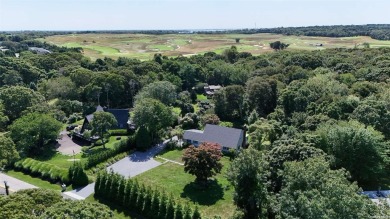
left=66, top=124, right=78, bottom=131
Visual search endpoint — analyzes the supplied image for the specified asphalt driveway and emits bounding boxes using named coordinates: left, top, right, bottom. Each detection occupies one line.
left=65, top=138, right=172, bottom=199
left=55, top=130, right=83, bottom=155
left=107, top=140, right=168, bottom=177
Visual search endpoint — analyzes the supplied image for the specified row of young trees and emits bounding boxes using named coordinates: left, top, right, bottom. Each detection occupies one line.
left=95, top=171, right=201, bottom=219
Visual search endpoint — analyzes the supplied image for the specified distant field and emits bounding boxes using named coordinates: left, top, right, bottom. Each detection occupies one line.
left=40, top=33, right=390, bottom=60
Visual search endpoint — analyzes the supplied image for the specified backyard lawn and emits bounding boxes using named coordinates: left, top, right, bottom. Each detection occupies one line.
left=196, top=94, right=207, bottom=101
left=137, top=149, right=235, bottom=218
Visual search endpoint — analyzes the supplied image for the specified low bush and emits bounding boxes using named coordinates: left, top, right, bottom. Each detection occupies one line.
left=109, top=129, right=129, bottom=136
left=14, top=158, right=69, bottom=184
left=165, top=140, right=181, bottom=150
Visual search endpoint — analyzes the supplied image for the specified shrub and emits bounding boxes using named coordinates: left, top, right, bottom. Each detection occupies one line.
left=109, top=129, right=129, bottom=136
left=16, top=158, right=69, bottom=184
left=67, top=113, right=83, bottom=124
left=68, top=162, right=89, bottom=187
left=165, top=140, right=180, bottom=150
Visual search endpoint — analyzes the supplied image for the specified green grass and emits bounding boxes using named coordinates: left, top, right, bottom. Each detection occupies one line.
left=172, top=107, right=182, bottom=116
left=4, top=170, right=66, bottom=191
left=36, top=152, right=83, bottom=169
left=135, top=154, right=234, bottom=218
left=196, top=94, right=207, bottom=101
left=158, top=149, right=184, bottom=163
left=44, top=33, right=390, bottom=60
left=147, top=44, right=173, bottom=51
left=192, top=104, right=199, bottom=113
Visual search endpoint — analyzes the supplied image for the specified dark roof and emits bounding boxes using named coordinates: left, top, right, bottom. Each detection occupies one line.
left=85, top=106, right=104, bottom=122
left=29, top=47, right=51, bottom=54
left=86, top=114, right=94, bottom=122
left=183, top=124, right=243, bottom=148
left=362, top=190, right=390, bottom=199
left=84, top=106, right=129, bottom=129
left=106, top=109, right=129, bottom=129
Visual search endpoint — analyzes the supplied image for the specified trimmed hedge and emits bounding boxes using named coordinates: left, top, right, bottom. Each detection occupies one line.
left=109, top=129, right=130, bottom=136
left=85, top=136, right=135, bottom=169
left=14, top=158, right=69, bottom=184
left=95, top=171, right=201, bottom=219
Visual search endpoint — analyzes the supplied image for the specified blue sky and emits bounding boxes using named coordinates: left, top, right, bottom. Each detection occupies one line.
left=0, top=0, right=389, bottom=30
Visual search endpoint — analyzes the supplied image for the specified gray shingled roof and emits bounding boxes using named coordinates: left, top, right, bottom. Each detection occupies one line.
left=84, top=106, right=129, bottom=129
left=183, top=124, right=243, bottom=148
left=106, top=109, right=129, bottom=129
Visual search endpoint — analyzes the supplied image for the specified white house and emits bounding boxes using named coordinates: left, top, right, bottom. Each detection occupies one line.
left=183, top=124, right=244, bottom=151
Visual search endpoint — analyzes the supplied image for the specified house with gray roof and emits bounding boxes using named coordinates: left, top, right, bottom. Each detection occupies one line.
left=29, top=47, right=51, bottom=54
left=204, top=84, right=222, bottom=98
left=183, top=124, right=244, bottom=151
left=80, top=106, right=130, bottom=133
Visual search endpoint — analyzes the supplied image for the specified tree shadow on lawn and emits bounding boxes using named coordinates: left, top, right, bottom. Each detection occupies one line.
left=180, top=179, right=224, bottom=205
left=33, top=144, right=58, bottom=161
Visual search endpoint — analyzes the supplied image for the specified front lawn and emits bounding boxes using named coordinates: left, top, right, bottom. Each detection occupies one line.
left=36, top=151, right=83, bottom=169
left=158, top=149, right=184, bottom=163
left=137, top=150, right=235, bottom=218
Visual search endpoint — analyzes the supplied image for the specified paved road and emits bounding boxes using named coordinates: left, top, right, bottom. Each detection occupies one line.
left=63, top=183, right=95, bottom=200
left=0, top=172, right=37, bottom=192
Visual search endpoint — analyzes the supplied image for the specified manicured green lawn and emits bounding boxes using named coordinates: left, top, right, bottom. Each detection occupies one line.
left=36, top=152, right=83, bottom=169
left=90, top=136, right=128, bottom=152
left=4, top=170, right=65, bottom=191
left=196, top=94, right=207, bottom=101
left=135, top=154, right=235, bottom=218
left=158, top=149, right=184, bottom=163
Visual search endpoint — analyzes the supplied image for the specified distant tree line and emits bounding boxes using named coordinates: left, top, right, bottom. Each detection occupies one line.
left=1, top=24, right=390, bottom=42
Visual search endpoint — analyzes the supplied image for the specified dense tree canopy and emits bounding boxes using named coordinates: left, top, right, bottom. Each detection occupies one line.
left=10, top=112, right=62, bottom=156
left=0, top=136, right=19, bottom=167
left=227, top=148, right=268, bottom=219
left=1, top=31, right=390, bottom=219
left=316, top=120, right=389, bottom=187
left=90, top=111, right=118, bottom=148
left=0, top=188, right=113, bottom=219
left=132, top=98, right=174, bottom=139
left=135, top=80, right=177, bottom=106
left=0, top=86, right=45, bottom=121
left=276, top=157, right=379, bottom=219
